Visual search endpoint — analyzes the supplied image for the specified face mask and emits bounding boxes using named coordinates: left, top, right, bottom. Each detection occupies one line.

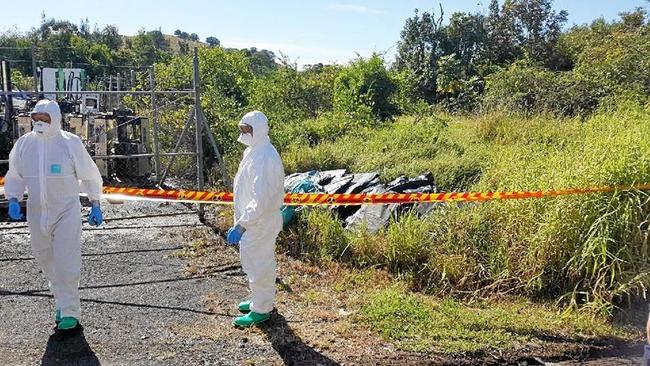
left=238, top=133, right=253, bottom=146
left=32, top=121, right=51, bottom=134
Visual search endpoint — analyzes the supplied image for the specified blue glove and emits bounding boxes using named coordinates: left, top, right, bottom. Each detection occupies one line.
left=8, top=198, right=23, bottom=221
left=88, top=205, right=103, bottom=226
left=226, top=225, right=245, bottom=245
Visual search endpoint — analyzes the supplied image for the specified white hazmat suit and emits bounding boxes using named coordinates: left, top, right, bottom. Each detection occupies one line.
left=234, top=111, right=285, bottom=314
left=4, top=99, right=103, bottom=320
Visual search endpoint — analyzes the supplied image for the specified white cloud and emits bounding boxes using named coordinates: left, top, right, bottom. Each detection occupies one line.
left=326, top=3, right=385, bottom=15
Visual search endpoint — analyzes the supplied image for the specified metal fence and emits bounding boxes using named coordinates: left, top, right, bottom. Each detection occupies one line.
left=0, top=48, right=229, bottom=220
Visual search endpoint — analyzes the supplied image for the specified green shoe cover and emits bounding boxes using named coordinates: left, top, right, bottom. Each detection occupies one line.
left=233, top=312, right=270, bottom=327
left=57, top=317, right=78, bottom=330
left=238, top=300, right=251, bottom=313
left=55, top=309, right=61, bottom=323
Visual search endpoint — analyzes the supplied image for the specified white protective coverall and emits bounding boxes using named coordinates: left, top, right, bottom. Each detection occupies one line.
left=3, top=99, right=103, bottom=319
left=234, top=111, right=285, bottom=314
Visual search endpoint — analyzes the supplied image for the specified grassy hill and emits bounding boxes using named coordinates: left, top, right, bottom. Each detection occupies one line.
left=162, top=34, right=207, bottom=53
left=123, top=34, right=207, bottom=55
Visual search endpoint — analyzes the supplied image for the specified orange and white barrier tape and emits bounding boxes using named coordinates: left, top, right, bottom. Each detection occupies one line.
left=2, top=176, right=649, bottom=206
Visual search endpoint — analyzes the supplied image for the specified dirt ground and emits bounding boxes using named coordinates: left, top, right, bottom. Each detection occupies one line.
left=0, top=200, right=645, bottom=365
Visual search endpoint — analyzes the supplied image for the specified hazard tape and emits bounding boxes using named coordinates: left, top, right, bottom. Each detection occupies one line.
left=1, top=176, right=650, bottom=206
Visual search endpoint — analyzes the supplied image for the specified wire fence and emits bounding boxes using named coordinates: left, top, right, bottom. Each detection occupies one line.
left=1, top=48, right=229, bottom=219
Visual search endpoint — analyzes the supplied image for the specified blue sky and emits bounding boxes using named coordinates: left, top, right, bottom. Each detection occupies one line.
left=2, top=0, right=648, bottom=66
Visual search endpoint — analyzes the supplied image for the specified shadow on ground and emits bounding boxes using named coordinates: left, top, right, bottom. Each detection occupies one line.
left=41, top=326, right=101, bottom=366
left=260, top=312, right=340, bottom=366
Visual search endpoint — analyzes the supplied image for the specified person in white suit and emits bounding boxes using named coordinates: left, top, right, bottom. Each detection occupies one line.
left=227, top=111, right=285, bottom=327
left=4, top=99, right=104, bottom=331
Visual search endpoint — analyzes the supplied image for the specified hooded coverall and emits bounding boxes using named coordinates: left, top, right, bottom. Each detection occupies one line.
left=4, top=99, right=103, bottom=320
left=234, top=111, right=285, bottom=314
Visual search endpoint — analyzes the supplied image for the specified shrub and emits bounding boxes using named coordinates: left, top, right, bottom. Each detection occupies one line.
left=334, top=54, right=398, bottom=121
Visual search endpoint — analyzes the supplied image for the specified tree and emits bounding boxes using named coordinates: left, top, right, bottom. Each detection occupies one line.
left=206, top=36, right=220, bottom=47
left=485, top=0, right=568, bottom=67
left=244, top=48, right=277, bottom=76
left=29, top=17, right=79, bottom=68
left=334, top=54, right=397, bottom=120
left=619, top=7, right=648, bottom=30
left=128, top=29, right=170, bottom=66
left=34, top=17, right=78, bottom=41
left=441, top=12, right=488, bottom=75
left=395, top=7, right=446, bottom=103
left=511, top=0, right=568, bottom=66
left=189, top=33, right=200, bottom=42
left=572, top=9, right=650, bottom=97
left=436, top=54, right=483, bottom=112
left=174, top=29, right=182, bottom=37
left=79, top=18, right=91, bottom=38
left=70, top=35, right=114, bottom=75
left=485, top=0, right=522, bottom=65
left=0, top=28, right=34, bottom=76
left=100, top=25, right=122, bottom=50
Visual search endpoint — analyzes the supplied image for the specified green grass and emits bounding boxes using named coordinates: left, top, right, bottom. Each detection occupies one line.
left=281, top=114, right=483, bottom=189
left=276, top=103, right=650, bottom=314
left=358, top=286, right=634, bottom=354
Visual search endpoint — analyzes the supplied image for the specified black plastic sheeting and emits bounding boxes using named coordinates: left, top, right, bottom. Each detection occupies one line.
left=284, top=170, right=439, bottom=233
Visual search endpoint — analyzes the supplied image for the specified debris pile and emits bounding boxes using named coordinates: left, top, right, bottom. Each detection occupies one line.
left=283, top=170, right=438, bottom=232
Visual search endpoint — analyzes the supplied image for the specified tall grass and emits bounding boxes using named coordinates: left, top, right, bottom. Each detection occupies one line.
left=281, top=114, right=483, bottom=189
left=277, top=102, right=650, bottom=314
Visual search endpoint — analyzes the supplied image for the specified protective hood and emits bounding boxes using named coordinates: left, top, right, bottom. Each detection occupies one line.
left=238, top=111, right=270, bottom=147
left=30, top=99, right=62, bottom=138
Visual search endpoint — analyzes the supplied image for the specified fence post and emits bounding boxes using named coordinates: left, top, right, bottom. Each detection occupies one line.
left=149, top=66, right=162, bottom=181
left=192, top=48, right=205, bottom=221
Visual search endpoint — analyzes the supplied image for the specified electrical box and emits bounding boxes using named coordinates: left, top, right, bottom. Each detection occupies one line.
left=81, top=94, right=100, bottom=114
left=68, top=115, right=87, bottom=140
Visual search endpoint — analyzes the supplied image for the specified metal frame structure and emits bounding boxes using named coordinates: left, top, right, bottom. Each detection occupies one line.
left=0, top=48, right=229, bottom=221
